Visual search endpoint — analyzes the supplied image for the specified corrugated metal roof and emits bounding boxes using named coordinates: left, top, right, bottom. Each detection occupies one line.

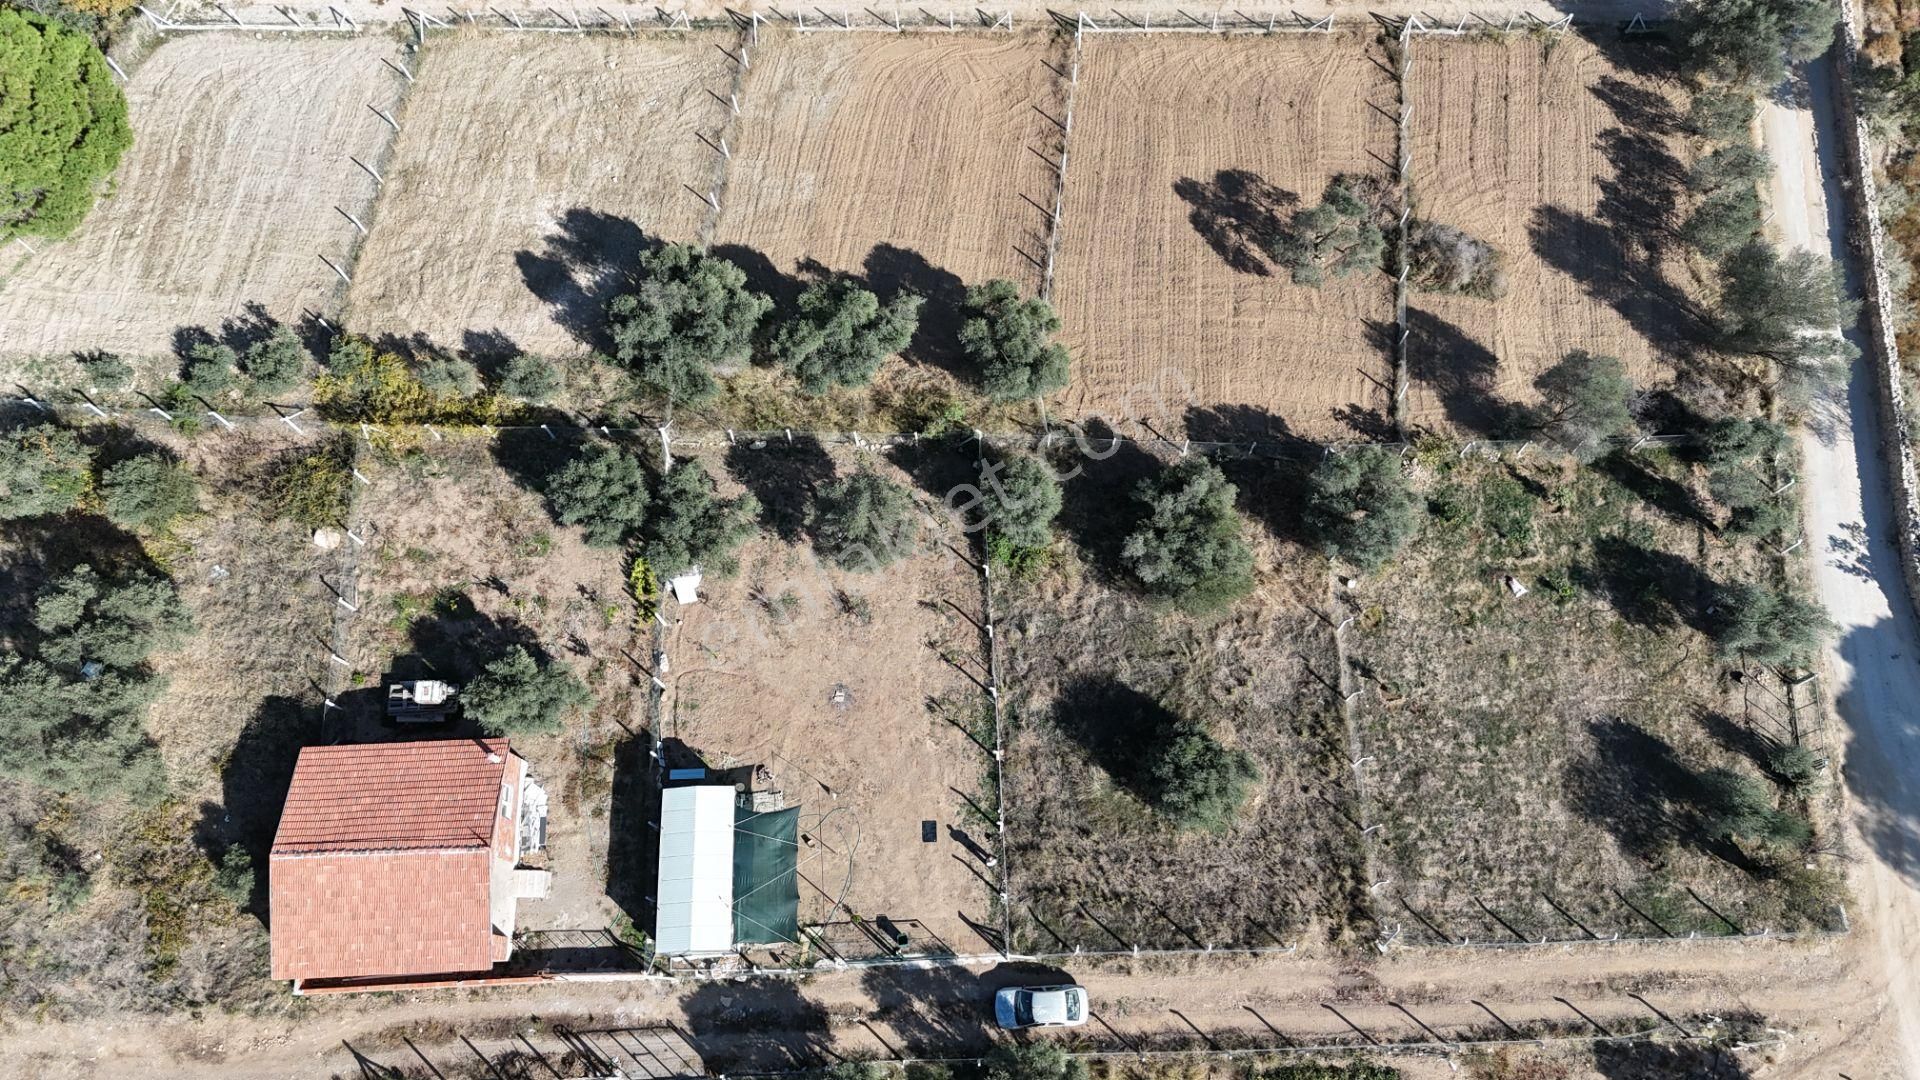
left=655, top=786, right=736, bottom=956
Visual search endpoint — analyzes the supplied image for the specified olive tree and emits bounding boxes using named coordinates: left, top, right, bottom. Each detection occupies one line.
left=958, top=279, right=1071, bottom=401
left=545, top=442, right=651, bottom=548
left=980, top=453, right=1063, bottom=566
left=0, top=10, right=132, bottom=241
left=32, top=563, right=193, bottom=672
left=417, top=355, right=482, bottom=399
left=463, top=647, right=590, bottom=736
left=101, top=453, right=197, bottom=531
left=1676, top=0, right=1838, bottom=88
left=1303, top=446, right=1421, bottom=569
left=606, top=243, right=771, bottom=406
left=771, top=277, right=922, bottom=394
left=639, top=461, right=760, bottom=576
left=1714, top=580, right=1834, bottom=665
left=811, top=468, right=921, bottom=571
left=1715, top=240, right=1857, bottom=406
left=1270, top=177, right=1385, bottom=287
left=1147, top=720, right=1260, bottom=832
left=498, top=353, right=561, bottom=404
left=240, top=325, right=307, bottom=396
left=1119, top=457, right=1255, bottom=611
left=1533, top=350, right=1637, bottom=461
left=0, top=424, right=91, bottom=519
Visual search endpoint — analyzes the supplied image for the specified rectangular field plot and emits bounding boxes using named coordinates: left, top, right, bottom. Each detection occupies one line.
left=1000, top=454, right=1367, bottom=952
left=345, top=31, right=734, bottom=354
left=1404, top=35, right=1696, bottom=433
left=1052, top=35, right=1397, bottom=443
left=1343, top=455, right=1843, bottom=941
left=713, top=31, right=1065, bottom=368
left=663, top=449, right=998, bottom=956
left=0, top=35, right=401, bottom=359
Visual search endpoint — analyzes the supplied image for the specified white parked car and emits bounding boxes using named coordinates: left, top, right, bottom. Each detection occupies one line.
left=994, top=984, right=1090, bottom=1030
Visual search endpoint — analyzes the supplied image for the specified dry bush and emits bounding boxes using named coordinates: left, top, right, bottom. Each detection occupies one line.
left=1407, top=220, right=1508, bottom=300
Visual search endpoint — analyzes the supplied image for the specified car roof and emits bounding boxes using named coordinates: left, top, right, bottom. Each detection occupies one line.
left=1028, top=987, right=1074, bottom=1024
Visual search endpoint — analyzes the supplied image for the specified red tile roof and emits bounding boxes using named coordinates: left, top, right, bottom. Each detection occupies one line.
left=273, top=738, right=511, bottom=853
left=269, top=739, right=516, bottom=982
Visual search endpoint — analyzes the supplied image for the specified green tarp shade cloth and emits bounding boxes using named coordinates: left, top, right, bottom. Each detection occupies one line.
left=732, top=804, right=800, bottom=945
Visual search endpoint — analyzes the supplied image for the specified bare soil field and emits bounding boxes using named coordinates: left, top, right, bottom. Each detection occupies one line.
left=662, top=446, right=997, bottom=955
left=335, top=434, right=651, bottom=932
left=1343, top=448, right=1843, bottom=940
left=1052, top=34, right=1397, bottom=442
left=998, top=450, right=1369, bottom=953
left=712, top=30, right=1065, bottom=377
left=0, top=35, right=401, bottom=364
left=1404, top=33, right=1700, bottom=434
left=345, top=31, right=734, bottom=355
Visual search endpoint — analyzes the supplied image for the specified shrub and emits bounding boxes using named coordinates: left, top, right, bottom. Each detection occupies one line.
left=810, top=468, right=921, bottom=571
left=1765, top=742, right=1824, bottom=794
left=240, top=325, right=306, bottom=396
left=1406, top=220, right=1507, bottom=299
left=980, top=453, right=1062, bottom=563
left=417, top=355, right=482, bottom=399
left=100, top=453, right=197, bottom=531
left=1304, top=446, right=1421, bottom=570
left=315, top=337, right=502, bottom=425
left=1697, top=766, right=1812, bottom=854
left=0, top=10, right=132, bottom=242
left=179, top=342, right=238, bottom=397
left=1148, top=719, right=1260, bottom=831
left=1479, top=472, right=1536, bottom=545
left=1714, top=580, right=1834, bottom=664
left=76, top=350, right=134, bottom=392
left=606, top=243, right=772, bottom=405
left=640, top=462, right=760, bottom=577
left=33, top=563, right=194, bottom=671
left=269, top=436, right=355, bottom=528
left=772, top=277, right=922, bottom=394
left=546, top=442, right=651, bottom=548
left=0, top=424, right=91, bottom=519
left=1119, top=457, right=1255, bottom=611
left=1533, top=350, right=1637, bottom=461
left=1726, top=496, right=1798, bottom=542
left=0, top=656, right=167, bottom=801
left=212, top=846, right=254, bottom=909
left=1270, top=176, right=1385, bottom=287
left=1704, top=416, right=1789, bottom=511
left=462, top=646, right=590, bottom=736
left=958, top=279, right=1071, bottom=401
left=499, top=353, right=561, bottom=403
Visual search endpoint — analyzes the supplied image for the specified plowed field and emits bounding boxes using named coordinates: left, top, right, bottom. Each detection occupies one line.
left=1404, top=35, right=1695, bottom=434
left=0, top=35, right=402, bottom=359
left=345, top=31, right=734, bottom=354
left=1052, top=34, right=1397, bottom=442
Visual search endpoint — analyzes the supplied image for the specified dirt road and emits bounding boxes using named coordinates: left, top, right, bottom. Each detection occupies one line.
left=1762, top=51, right=1920, bottom=1080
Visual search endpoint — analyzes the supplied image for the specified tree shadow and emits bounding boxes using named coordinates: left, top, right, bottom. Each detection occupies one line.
left=1591, top=1029, right=1757, bottom=1078
left=1571, top=531, right=1721, bottom=633
left=1595, top=451, right=1711, bottom=528
left=709, top=242, right=807, bottom=323
left=460, top=329, right=524, bottom=384
left=1406, top=307, right=1528, bottom=436
left=1564, top=717, right=1709, bottom=864
left=1181, top=403, right=1303, bottom=446
left=863, top=243, right=969, bottom=378
left=1172, top=169, right=1297, bottom=276
left=885, top=434, right=981, bottom=506
left=515, top=208, right=661, bottom=354
left=1049, top=677, right=1174, bottom=802
left=856, top=964, right=999, bottom=1057
left=679, top=979, right=836, bottom=1073
left=489, top=427, right=602, bottom=521
left=1053, top=425, right=1161, bottom=582
left=724, top=438, right=837, bottom=543
left=194, top=693, right=323, bottom=925
left=401, top=588, right=546, bottom=684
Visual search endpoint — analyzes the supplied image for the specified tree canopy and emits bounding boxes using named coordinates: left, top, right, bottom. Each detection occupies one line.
left=639, top=461, right=760, bottom=577
left=462, top=647, right=590, bottom=736
left=980, top=1041, right=1089, bottom=1080
left=1270, top=177, right=1384, bottom=287
left=958, top=279, right=1071, bottom=401
left=499, top=353, right=561, bottom=403
left=1714, top=580, right=1834, bottom=665
left=100, top=453, right=197, bottom=531
left=606, top=243, right=771, bottom=406
left=810, top=468, right=921, bottom=571
left=1119, top=457, right=1255, bottom=611
left=0, top=424, right=91, bottom=519
left=771, top=277, right=922, bottom=394
left=0, top=10, right=132, bottom=242
left=1676, top=0, right=1838, bottom=89
left=240, top=325, right=307, bottom=396
left=1303, top=446, right=1422, bottom=570
left=1147, top=719, right=1260, bottom=832
left=1533, top=350, right=1638, bottom=461
left=1714, top=240, right=1857, bottom=406
left=980, top=453, right=1063, bottom=565
left=546, top=442, right=652, bottom=548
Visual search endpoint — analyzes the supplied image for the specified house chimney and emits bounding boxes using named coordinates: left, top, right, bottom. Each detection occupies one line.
left=487, top=752, right=502, bottom=764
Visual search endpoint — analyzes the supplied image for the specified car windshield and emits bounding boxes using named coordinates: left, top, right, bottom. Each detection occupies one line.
left=1066, top=990, right=1083, bottom=1022
left=1013, top=991, right=1035, bottom=1026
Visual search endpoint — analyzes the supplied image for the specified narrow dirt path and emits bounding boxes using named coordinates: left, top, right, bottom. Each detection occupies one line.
left=1762, top=52, right=1920, bottom=1080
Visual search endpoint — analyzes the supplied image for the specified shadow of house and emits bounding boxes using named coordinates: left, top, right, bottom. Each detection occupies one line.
left=515, top=208, right=661, bottom=354
left=195, top=693, right=324, bottom=924
left=680, top=978, right=837, bottom=1073
left=1172, top=169, right=1297, bottom=276
left=724, top=437, right=837, bottom=543
left=862, top=242, right=970, bottom=379
left=605, top=729, right=662, bottom=933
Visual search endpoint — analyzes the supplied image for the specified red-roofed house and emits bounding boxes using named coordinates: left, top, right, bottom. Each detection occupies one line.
left=269, top=737, right=550, bottom=992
